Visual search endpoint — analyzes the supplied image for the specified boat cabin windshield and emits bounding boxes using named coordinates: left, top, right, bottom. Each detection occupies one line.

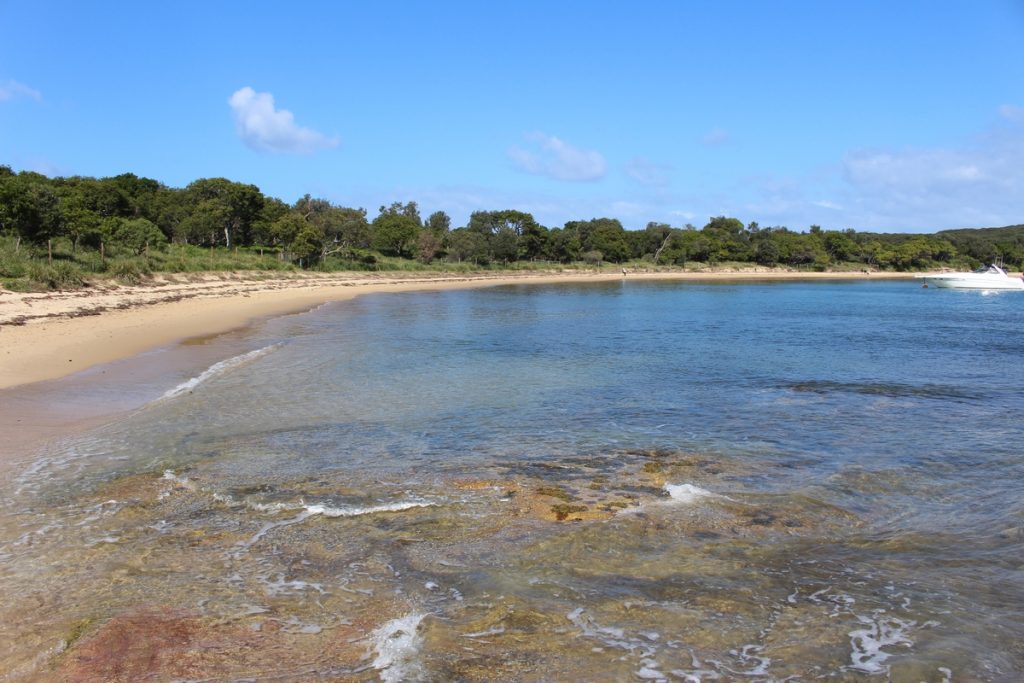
left=973, top=265, right=1002, bottom=275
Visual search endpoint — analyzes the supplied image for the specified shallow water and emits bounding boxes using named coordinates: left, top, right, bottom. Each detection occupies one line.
left=1, top=279, right=1022, bottom=681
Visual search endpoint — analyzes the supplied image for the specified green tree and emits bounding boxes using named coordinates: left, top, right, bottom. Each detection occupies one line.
left=491, top=226, right=520, bottom=263
left=519, top=220, right=549, bottom=261
left=290, top=223, right=324, bottom=263
left=447, top=228, right=489, bottom=263
left=822, top=230, right=857, bottom=262
left=250, top=196, right=290, bottom=245
left=425, top=210, right=451, bottom=237
left=109, top=217, right=167, bottom=255
left=371, top=202, right=421, bottom=257
left=547, top=227, right=582, bottom=262
left=183, top=178, right=264, bottom=247
left=568, top=218, right=629, bottom=262
left=753, top=235, right=780, bottom=266
left=0, top=173, right=63, bottom=244
left=270, top=212, right=307, bottom=251
left=329, top=207, right=371, bottom=252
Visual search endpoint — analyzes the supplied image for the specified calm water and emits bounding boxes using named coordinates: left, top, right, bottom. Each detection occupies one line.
left=1, top=279, right=1022, bottom=681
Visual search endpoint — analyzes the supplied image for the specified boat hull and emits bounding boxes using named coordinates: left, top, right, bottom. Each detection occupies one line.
left=917, top=264, right=1024, bottom=290
left=920, top=276, right=1024, bottom=290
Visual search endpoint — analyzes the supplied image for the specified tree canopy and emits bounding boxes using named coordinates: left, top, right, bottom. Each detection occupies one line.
left=2, top=166, right=1021, bottom=272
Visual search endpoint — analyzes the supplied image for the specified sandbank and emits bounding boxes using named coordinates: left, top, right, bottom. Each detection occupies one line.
left=0, top=269, right=911, bottom=390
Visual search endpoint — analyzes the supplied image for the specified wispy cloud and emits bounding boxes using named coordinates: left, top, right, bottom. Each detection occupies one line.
left=336, top=106, right=1024, bottom=234
left=839, top=116, right=1024, bottom=229
left=670, top=210, right=697, bottom=222
left=0, top=79, right=42, bottom=103
left=701, top=126, right=730, bottom=147
left=999, top=104, right=1024, bottom=123
left=228, top=87, right=339, bottom=154
left=734, top=107, right=1024, bottom=231
left=624, top=157, right=672, bottom=187
left=508, top=132, right=606, bottom=181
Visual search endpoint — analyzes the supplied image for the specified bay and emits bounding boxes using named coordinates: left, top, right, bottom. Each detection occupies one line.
left=2, top=279, right=1022, bottom=681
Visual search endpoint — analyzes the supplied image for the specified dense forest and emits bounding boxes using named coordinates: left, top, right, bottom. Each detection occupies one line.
left=2, top=165, right=1022, bottom=289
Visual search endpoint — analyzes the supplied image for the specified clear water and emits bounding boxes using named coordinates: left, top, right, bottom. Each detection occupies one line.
left=2, top=280, right=1022, bottom=681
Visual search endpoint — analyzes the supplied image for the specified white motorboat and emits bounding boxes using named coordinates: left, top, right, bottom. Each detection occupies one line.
left=916, top=264, right=1024, bottom=290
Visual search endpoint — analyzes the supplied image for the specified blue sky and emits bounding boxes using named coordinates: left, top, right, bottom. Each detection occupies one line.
left=2, top=1, right=1023, bottom=232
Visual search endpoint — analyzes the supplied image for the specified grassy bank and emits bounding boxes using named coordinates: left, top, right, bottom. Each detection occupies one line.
left=0, top=236, right=928, bottom=293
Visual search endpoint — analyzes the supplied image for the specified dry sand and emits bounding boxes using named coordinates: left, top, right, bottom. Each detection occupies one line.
left=0, top=268, right=910, bottom=390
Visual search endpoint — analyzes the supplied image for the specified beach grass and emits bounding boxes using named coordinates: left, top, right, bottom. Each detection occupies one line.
left=0, top=237, right=680, bottom=292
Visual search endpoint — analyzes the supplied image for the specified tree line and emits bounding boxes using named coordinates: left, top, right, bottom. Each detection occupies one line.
left=2, top=166, right=1022, bottom=271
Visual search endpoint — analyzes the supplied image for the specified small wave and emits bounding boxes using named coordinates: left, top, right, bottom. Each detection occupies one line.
left=240, top=500, right=435, bottom=549
left=370, top=613, right=427, bottom=683
left=664, top=483, right=716, bottom=504
left=160, top=470, right=435, bottom=550
left=617, top=482, right=722, bottom=516
left=249, top=500, right=433, bottom=518
left=161, top=344, right=281, bottom=399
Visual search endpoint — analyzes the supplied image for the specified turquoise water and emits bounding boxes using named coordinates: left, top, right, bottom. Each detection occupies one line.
left=2, top=279, right=1023, bottom=681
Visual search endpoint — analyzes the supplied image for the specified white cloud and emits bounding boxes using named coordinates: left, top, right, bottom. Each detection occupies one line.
left=228, top=86, right=339, bottom=154
left=701, top=126, right=730, bottom=147
left=0, top=79, right=42, bottom=103
left=508, top=132, right=607, bottom=181
left=624, top=157, right=672, bottom=187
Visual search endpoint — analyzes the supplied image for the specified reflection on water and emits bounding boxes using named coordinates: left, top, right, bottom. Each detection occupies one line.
left=1, top=280, right=1023, bottom=681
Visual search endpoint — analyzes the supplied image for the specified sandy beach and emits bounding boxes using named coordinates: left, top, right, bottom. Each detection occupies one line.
left=0, top=269, right=911, bottom=390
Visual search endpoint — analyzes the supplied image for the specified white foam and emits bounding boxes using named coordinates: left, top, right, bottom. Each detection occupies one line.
left=162, top=470, right=197, bottom=491
left=671, top=651, right=724, bottom=682
left=161, top=344, right=281, bottom=399
left=246, top=499, right=432, bottom=519
left=306, top=501, right=432, bottom=518
left=723, top=644, right=771, bottom=677
left=239, top=500, right=434, bottom=549
left=370, top=613, right=426, bottom=683
left=636, top=662, right=666, bottom=679
left=847, top=613, right=915, bottom=674
left=567, top=608, right=656, bottom=658
left=664, top=483, right=715, bottom=504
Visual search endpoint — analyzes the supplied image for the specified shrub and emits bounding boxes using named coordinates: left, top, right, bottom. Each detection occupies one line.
left=108, top=258, right=151, bottom=285
left=25, top=261, right=85, bottom=290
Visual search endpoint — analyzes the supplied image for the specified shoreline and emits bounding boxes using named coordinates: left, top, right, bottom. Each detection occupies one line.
left=0, top=269, right=912, bottom=391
